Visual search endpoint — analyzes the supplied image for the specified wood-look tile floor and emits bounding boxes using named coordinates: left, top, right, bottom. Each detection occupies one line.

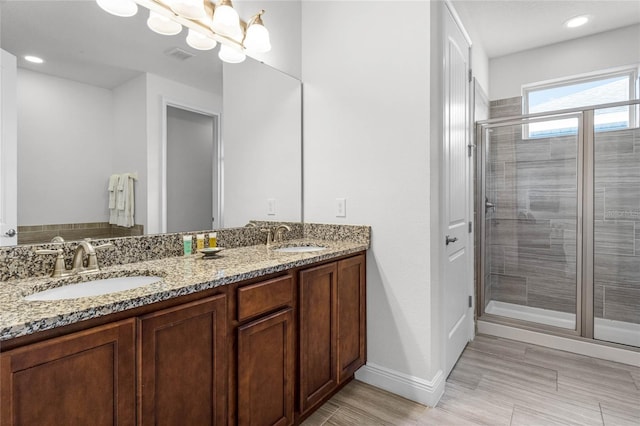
left=302, top=334, right=640, bottom=425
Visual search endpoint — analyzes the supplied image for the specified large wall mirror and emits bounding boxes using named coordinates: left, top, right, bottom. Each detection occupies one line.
left=0, top=0, right=302, bottom=245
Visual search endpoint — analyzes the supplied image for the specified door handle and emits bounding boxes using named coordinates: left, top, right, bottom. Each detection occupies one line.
left=485, top=197, right=495, bottom=213
left=445, top=235, right=458, bottom=245
left=4, top=229, right=16, bottom=237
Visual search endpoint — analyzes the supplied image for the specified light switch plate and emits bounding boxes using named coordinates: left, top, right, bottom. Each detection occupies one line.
left=336, top=198, right=346, bottom=217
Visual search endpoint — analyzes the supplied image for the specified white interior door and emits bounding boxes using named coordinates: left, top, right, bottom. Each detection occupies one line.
left=0, top=49, right=18, bottom=246
left=443, top=6, right=473, bottom=376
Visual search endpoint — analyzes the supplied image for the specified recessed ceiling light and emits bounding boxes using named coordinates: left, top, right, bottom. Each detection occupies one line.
left=24, top=55, right=44, bottom=64
left=564, top=15, right=589, bottom=29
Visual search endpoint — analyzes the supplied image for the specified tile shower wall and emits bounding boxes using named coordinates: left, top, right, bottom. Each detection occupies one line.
left=594, top=126, right=640, bottom=325
left=486, top=97, right=640, bottom=325
left=486, top=97, right=578, bottom=315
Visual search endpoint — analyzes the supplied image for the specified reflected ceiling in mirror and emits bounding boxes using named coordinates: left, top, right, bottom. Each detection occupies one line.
left=2, top=0, right=222, bottom=92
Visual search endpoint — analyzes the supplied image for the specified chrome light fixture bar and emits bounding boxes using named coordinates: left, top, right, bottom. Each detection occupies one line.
left=96, top=0, right=271, bottom=63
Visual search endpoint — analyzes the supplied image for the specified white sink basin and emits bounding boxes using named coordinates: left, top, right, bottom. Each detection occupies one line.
left=274, top=246, right=326, bottom=253
left=25, top=276, right=162, bottom=301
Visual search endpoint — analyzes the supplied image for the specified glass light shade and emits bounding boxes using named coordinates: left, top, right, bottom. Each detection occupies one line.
left=186, top=29, right=217, bottom=50
left=244, top=23, right=271, bottom=53
left=147, top=11, right=182, bottom=35
left=211, top=4, right=240, bottom=37
left=96, top=0, right=138, bottom=17
left=170, top=0, right=206, bottom=20
left=218, top=44, right=246, bottom=64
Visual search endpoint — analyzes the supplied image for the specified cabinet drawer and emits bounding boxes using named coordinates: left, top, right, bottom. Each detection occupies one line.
left=237, top=275, right=294, bottom=322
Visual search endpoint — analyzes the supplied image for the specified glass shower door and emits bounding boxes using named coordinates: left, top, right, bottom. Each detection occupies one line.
left=481, top=114, right=582, bottom=331
left=593, top=106, right=640, bottom=347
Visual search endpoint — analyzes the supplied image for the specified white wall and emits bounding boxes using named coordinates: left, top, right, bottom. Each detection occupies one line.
left=145, top=73, right=222, bottom=234
left=113, top=73, right=147, bottom=230
left=302, top=0, right=444, bottom=405
left=450, top=1, right=490, bottom=94
left=490, top=24, right=640, bottom=100
left=223, top=58, right=302, bottom=228
left=17, top=69, right=114, bottom=225
left=235, top=0, right=302, bottom=79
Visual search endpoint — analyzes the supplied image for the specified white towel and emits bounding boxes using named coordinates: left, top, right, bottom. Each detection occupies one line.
left=116, top=173, right=135, bottom=228
left=108, top=174, right=121, bottom=224
left=108, top=174, right=119, bottom=209
left=116, top=172, right=126, bottom=210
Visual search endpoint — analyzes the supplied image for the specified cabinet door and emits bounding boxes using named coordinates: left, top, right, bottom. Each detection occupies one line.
left=138, top=295, right=227, bottom=426
left=337, top=254, right=366, bottom=383
left=238, top=308, right=294, bottom=426
left=299, top=262, right=338, bottom=414
left=0, top=319, right=136, bottom=426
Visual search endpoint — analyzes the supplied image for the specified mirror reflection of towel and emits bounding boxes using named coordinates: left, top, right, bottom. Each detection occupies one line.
left=108, top=173, right=135, bottom=227
left=108, top=174, right=120, bottom=224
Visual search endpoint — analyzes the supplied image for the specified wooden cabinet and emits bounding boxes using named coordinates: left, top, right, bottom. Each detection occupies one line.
left=299, top=254, right=366, bottom=416
left=337, top=254, right=366, bottom=383
left=237, top=275, right=295, bottom=426
left=0, top=252, right=366, bottom=425
left=299, top=262, right=338, bottom=414
left=238, top=309, right=294, bottom=426
left=138, top=295, right=227, bottom=426
left=0, top=319, right=136, bottom=425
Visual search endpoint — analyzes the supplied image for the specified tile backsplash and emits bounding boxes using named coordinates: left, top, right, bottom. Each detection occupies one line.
left=0, top=222, right=370, bottom=281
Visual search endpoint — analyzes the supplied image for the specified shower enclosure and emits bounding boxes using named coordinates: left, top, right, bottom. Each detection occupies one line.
left=476, top=100, right=640, bottom=348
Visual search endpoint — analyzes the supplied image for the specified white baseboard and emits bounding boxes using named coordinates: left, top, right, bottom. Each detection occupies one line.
left=354, top=363, right=445, bottom=407
left=478, top=320, right=640, bottom=366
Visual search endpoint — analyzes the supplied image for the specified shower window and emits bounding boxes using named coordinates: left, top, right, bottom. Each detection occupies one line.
left=523, top=67, right=639, bottom=138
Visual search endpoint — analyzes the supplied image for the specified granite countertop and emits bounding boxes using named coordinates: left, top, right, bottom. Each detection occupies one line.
left=0, top=239, right=367, bottom=342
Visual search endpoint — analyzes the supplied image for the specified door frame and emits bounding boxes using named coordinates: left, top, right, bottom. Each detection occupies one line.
left=161, top=98, right=222, bottom=232
left=0, top=49, right=18, bottom=246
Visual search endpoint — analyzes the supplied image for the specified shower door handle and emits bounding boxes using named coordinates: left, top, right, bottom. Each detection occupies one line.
left=485, top=198, right=495, bottom=213
left=445, top=235, right=458, bottom=245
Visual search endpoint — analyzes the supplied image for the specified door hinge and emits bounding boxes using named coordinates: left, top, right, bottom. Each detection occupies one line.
left=468, top=221, right=473, bottom=233
left=467, top=144, right=476, bottom=157
left=468, top=295, right=473, bottom=308
left=468, top=69, right=473, bottom=83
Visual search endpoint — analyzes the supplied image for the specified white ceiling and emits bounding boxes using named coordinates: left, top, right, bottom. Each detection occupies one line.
left=2, top=1, right=639, bottom=89
left=451, top=0, right=640, bottom=58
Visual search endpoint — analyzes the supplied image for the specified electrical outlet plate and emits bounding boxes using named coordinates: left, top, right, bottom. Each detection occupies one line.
left=336, top=198, right=346, bottom=217
left=267, top=198, right=276, bottom=215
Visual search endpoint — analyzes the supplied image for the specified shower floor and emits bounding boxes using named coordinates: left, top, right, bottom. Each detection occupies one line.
left=485, top=300, right=640, bottom=347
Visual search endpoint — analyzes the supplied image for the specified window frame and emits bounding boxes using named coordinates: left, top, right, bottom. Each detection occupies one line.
left=521, top=66, right=639, bottom=138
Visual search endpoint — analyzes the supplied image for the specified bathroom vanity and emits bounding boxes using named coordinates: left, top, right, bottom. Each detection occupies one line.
left=0, top=226, right=368, bottom=425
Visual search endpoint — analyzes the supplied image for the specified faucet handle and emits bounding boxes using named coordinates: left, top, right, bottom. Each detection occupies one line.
left=35, top=248, right=68, bottom=278
left=260, top=228, right=274, bottom=246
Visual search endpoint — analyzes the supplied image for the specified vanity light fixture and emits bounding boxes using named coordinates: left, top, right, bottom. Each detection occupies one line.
left=147, top=10, right=183, bottom=35
left=96, top=0, right=138, bottom=17
left=95, top=0, right=272, bottom=64
left=186, top=28, right=217, bottom=50
left=564, top=15, right=589, bottom=28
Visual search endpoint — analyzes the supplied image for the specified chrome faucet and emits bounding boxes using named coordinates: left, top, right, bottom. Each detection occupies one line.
left=36, top=239, right=113, bottom=277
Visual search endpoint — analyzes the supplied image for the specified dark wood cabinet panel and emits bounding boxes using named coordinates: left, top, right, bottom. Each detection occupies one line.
left=0, top=319, right=136, bottom=426
left=298, top=262, right=338, bottom=414
left=238, top=308, right=294, bottom=426
left=138, top=295, right=227, bottom=426
left=237, top=275, right=294, bottom=322
left=337, top=254, right=366, bottom=383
